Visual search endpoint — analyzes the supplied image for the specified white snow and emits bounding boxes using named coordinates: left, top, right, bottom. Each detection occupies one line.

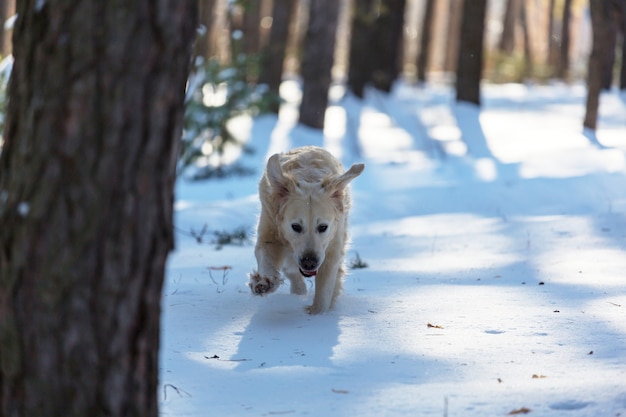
left=160, top=81, right=626, bottom=417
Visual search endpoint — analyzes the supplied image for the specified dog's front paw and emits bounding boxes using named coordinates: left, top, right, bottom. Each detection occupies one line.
left=248, top=271, right=281, bottom=295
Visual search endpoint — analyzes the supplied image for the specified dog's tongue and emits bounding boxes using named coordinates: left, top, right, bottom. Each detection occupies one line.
left=300, top=269, right=317, bottom=277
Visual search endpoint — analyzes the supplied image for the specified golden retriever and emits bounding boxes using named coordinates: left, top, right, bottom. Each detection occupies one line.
left=249, top=146, right=364, bottom=314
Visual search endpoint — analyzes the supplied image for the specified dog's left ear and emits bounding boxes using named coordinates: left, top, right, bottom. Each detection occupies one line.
left=323, top=163, right=364, bottom=210
left=266, top=153, right=289, bottom=197
left=333, top=163, right=365, bottom=190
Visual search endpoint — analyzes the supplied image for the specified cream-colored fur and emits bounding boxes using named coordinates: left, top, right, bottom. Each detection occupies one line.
left=249, top=146, right=364, bottom=314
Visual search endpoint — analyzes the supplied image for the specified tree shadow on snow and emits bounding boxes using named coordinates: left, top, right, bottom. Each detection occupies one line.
left=233, top=293, right=341, bottom=371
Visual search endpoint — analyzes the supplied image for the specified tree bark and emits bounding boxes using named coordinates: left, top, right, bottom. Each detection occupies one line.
left=456, top=0, right=487, bottom=105
left=299, top=0, right=339, bottom=129
left=347, top=0, right=376, bottom=98
left=195, top=0, right=218, bottom=59
left=602, top=0, right=620, bottom=90
left=499, top=0, right=518, bottom=54
left=416, top=0, right=435, bottom=84
left=443, top=0, right=463, bottom=74
left=370, top=0, right=406, bottom=92
left=556, top=0, right=573, bottom=80
left=0, top=1, right=197, bottom=416
left=620, top=0, right=626, bottom=90
left=584, top=0, right=609, bottom=130
left=259, top=0, right=297, bottom=113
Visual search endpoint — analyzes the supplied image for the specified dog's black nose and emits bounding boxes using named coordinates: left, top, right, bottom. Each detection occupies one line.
left=299, top=253, right=318, bottom=271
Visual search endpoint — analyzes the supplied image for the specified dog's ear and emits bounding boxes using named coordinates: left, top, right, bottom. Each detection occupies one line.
left=323, top=163, right=364, bottom=211
left=266, top=153, right=289, bottom=197
left=325, top=163, right=364, bottom=191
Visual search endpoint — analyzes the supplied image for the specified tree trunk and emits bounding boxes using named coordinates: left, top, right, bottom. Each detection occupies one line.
left=416, top=0, right=435, bottom=84
left=259, top=0, right=297, bottom=113
left=602, top=0, right=620, bottom=90
left=499, top=0, right=518, bottom=54
left=556, top=0, right=573, bottom=80
left=520, top=0, right=533, bottom=78
left=456, top=0, right=487, bottom=105
left=370, top=0, right=406, bottom=92
left=347, top=0, right=376, bottom=98
left=621, top=0, right=626, bottom=90
left=196, top=0, right=218, bottom=59
left=584, top=0, right=609, bottom=130
left=443, top=0, right=463, bottom=74
left=547, top=0, right=558, bottom=69
left=299, top=0, right=339, bottom=129
left=0, top=2, right=197, bottom=416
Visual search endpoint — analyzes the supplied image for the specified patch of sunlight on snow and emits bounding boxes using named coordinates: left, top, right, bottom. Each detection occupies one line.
left=429, top=125, right=461, bottom=142
left=279, top=79, right=301, bottom=104
left=324, top=105, right=346, bottom=159
left=475, top=158, right=497, bottom=181
left=519, top=147, right=626, bottom=179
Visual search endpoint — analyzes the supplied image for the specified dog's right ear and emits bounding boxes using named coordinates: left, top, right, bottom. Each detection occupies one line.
left=266, top=153, right=289, bottom=197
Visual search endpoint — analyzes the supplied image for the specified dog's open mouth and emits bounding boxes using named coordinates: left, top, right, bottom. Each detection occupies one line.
left=299, top=268, right=317, bottom=277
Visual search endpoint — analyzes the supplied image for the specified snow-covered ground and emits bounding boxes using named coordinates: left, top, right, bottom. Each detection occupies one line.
left=160, top=81, right=626, bottom=417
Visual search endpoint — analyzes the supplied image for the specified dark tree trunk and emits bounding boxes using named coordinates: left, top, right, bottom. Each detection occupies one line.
left=621, top=0, right=626, bottom=90
left=416, top=0, right=435, bottom=84
left=456, top=0, right=487, bottom=105
left=602, top=0, right=620, bottom=90
left=243, top=0, right=262, bottom=56
left=259, top=0, right=297, bottom=113
left=499, top=0, right=518, bottom=54
left=557, top=0, right=573, bottom=80
left=584, top=0, right=609, bottom=130
left=0, top=1, right=197, bottom=416
left=370, top=0, right=406, bottom=92
left=298, top=0, right=339, bottom=129
left=196, top=0, right=218, bottom=59
left=347, top=0, right=376, bottom=98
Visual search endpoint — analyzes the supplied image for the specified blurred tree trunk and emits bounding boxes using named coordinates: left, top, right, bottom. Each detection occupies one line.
left=556, top=0, right=573, bottom=80
left=520, top=0, right=533, bottom=78
left=443, top=0, right=463, bottom=74
left=499, top=0, right=518, bottom=54
left=348, top=0, right=376, bottom=97
left=547, top=0, right=558, bottom=69
left=259, top=0, right=297, bottom=113
left=584, top=0, right=609, bottom=130
left=196, top=0, right=218, bottom=59
left=370, top=0, right=406, bottom=92
left=602, top=0, right=620, bottom=90
left=416, top=0, right=435, bottom=84
left=0, top=1, right=197, bottom=416
left=243, top=0, right=262, bottom=56
left=299, top=0, right=339, bottom=129
left=456, top=0, right=487, bottom=105
left=620, top=0, right=626, bottom=90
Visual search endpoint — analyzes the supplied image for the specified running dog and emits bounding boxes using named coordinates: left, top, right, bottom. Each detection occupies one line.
left=249, top=146, right=364, bottom=314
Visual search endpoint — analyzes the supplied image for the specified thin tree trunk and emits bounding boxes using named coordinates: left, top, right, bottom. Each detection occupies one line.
left=259, top=0, right=297, bottom=113
left=443, top=0, right=463, bottom=74
left=557, top=0, right=573, bottom=80
left=621, top=0, right=626, bottom=90
left=348, top=0, right=376, bottom=97
left=0, top=2, right=197, bottom=416
left=370, top=0, right=406, bottom=92
left=520, top=0, right=533, bottom=78
left=547, top=0, right=558, bottom=69
left=602, top=0, right=620, bottom=90
left=499, top=0, right=518, bottom=54
left=584, top=0, right=609, bottom=130
left=196, top=0, right=218, bottom=59
left=416, top=0, right=435, bottom=84
left=456, top=0, right=487, bottom=105
left=299, top=0, right=339, bottom=129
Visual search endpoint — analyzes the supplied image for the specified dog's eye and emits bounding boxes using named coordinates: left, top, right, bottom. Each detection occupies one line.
left=291, top=223, right=303, bottom=233
left=317, top=224, right=328, bottom=233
